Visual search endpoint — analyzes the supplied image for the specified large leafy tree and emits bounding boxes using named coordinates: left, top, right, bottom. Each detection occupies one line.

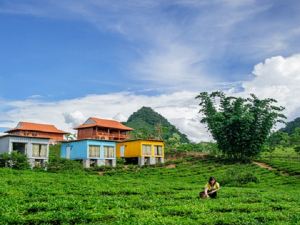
left=196, top=92, right=286, bottom=160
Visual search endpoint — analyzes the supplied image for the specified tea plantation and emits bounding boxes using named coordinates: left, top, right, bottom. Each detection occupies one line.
left=259, top=148, right=300, bottom=175
left=0, top=158, right=300, bottom=225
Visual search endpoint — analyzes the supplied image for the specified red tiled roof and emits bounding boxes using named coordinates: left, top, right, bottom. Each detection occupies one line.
left=6, top=122, right=68, bottom=134
left=75, top=117, right=133, bottom=131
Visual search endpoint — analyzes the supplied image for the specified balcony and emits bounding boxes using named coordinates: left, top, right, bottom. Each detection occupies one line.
left=94, top=132, right=129, bottom=140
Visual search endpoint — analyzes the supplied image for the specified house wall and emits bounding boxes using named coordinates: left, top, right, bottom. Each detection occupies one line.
left=61, top=140, right=116, bottom=160
left=87, top=140, right=116, bottom=159
left=0, top=136, right=10, bottom=154
left=116, top=140, right=165, bottom=158
left=61, top=140, right=88, bottom=160
left=77, top=128, right=95, bottom=140
left=7, top=136, right=50, bottom=159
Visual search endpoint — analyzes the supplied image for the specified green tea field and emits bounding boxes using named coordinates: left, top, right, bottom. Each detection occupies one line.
left=259, top=148, right=300, bottom=175
left=1, top=158, right=300, bottom=225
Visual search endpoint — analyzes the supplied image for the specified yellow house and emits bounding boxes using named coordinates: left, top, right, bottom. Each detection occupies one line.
left=116, top=139, right=164, bottom=166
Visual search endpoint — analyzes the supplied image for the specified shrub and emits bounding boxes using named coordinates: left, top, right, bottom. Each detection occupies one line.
left=220, top=168, right=259, bottom=186
left=48, top=144, right=61, bottom=161
left=47, top=158, right=83, bottom=173
left=0, top=151, right=30, bottom=169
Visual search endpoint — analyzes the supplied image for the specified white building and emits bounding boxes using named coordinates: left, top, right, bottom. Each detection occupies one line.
left=0, top=134, right=50, bottom=168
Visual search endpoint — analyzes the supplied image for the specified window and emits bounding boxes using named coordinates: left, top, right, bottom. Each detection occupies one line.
left=89, top=145, right=100, bottom=158
left=154, top=145, right=163, bottom=156
left=104, top=146, right=115, bottom=158
left=142, top=145, right=152, bottom=155
left=12, top=142, right=26, bottom=154
left=32, top=144, right=47, bottom=157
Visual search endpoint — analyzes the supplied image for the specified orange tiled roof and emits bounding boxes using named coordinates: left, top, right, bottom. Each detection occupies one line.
left=75, top=117, right=133, bottom=131
left=6, top=122, right=68, bottom=134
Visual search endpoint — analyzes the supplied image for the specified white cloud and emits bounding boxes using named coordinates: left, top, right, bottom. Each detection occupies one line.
left=242, top=54, right=300, bottom=120
left=0, top=91, right=209, bottom=142
left=63, top=111, right=86, bottom=128
left=113, top=113, right=128, bottom=122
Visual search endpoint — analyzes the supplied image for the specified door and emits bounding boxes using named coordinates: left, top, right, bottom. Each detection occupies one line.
left=66, top=146, right=71, bottom=159
left=120, top=146, right=125, bottom=157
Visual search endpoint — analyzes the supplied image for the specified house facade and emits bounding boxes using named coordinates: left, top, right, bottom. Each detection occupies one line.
left=0, top=135, right=50, bottom=167
left=5, top=122, right=68, bottom=143
left=116, top=140, right=164, bottom=166
left=75, top=117, right=133, bottom=141
left=61, top=139, right=117, bottom=168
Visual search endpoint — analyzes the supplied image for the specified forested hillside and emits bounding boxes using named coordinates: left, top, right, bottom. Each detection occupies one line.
left=280, top=117, right=300, bottom=134
left=125, top=106, right=190, bottom=143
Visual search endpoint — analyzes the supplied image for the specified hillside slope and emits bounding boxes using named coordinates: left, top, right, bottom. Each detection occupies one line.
left=125, top=106, right=190, bottom=143
left=280, top=117, right=300, bottom=134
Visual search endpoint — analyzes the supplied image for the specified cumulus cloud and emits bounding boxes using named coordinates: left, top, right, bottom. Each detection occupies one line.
left=0, top=91, right=209, bottom=142
left=63, top=111, right=86, bottom=128
left=242, top=54, right=300, bottom=120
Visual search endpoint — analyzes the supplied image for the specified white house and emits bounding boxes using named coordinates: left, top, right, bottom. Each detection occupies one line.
left=0, top=134, right=50, bottom=168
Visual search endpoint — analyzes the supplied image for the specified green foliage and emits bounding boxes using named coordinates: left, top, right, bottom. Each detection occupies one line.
left=126, top=106, right=190, bottom=143
left=0, top=151, right=30, bottom=169
left=0, top=158, right=300, bottom=224
left=264, top=131, right=290, bottom=154
left=280, top=117, right=300, bottom=134
left=167, top=142, right=218, bottom=154
left=220, top=167, right=259, bottom=187
left=47, top=158, right=83, bottom=173
left=290, top=127, right=300, bottom=146
left=196, top=91, right=286, bottom=160
left=48, top=144, right=61, bottom=161
left=294, top=146, right=300, bottom=155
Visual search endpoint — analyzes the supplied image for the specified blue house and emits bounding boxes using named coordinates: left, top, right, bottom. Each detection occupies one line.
left=61, top=139, right=116, bottom=168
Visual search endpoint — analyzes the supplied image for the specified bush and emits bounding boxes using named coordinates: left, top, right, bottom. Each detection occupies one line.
left=47, top=158, right=83, bottom=173
left=48, top=144, right=61, bottom=161
left=220, top=167, right=259, bottom=186
left=0, top=151, right=30, bottom=170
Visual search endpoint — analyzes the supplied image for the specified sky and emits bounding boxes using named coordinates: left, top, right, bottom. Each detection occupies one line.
left=1, top=0, right=300, bottom=142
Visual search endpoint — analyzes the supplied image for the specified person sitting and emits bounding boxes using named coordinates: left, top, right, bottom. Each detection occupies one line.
left=199, top=176, right=220, bottom=199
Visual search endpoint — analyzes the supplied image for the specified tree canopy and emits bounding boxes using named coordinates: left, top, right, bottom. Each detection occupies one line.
left=196, top=91, right=286, bottom=160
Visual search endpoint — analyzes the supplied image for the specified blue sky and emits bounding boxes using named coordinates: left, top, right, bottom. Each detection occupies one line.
left=1, top=0, right=300, bottom=141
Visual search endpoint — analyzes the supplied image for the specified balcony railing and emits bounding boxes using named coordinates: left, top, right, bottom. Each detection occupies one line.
left=94, top=132, right=129, bottom=140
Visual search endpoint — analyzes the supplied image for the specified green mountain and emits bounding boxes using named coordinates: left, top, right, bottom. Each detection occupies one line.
left=280, top=117, right=300, bottom=134
left=125, top=106, right=190, bottom=143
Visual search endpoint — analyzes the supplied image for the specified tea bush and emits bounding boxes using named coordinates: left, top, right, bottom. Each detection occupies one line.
left=220, top=167, right=259, bottom=187
left=47, top=158, right=83, bottom=173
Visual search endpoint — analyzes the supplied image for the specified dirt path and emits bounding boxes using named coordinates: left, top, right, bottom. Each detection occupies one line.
left=253, top=161, right=297, bottom=177
left=252, top=161, right=274, bottom=171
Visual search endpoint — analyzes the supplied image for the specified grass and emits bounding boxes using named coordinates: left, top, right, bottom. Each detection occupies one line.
left=0, top=158, right=300, bottom=224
